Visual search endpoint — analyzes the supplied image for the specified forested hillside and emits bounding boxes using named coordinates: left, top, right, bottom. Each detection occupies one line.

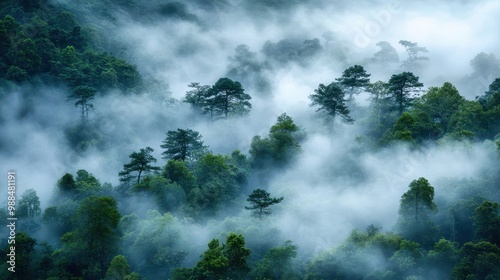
left=0, top=0, right=499, bottom=279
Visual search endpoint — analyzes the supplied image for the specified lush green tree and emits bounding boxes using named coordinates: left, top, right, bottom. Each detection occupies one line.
left=190, top=233, right=251, bottom=280
left=413, top=82, right=465, bottom=136
left=451, top=241, right=500, bottom=280
left=105, top=255, right=131, bottom=280
left=310, top=82, right=354, bottom=124
left=397, top=177, right=438, bottom=246
left=18, top=189, right=41, bottom=218
left=250, top=113, right=302, bottom=169
left=56, top=173, right=76, bottom=193
left=336, top=65, right=371, bottom=102
left=184, top=82, right=211, bottom=114
left=205, top=77, right=252, bottom=119
left=74, top=169, right=101, bottom=198
left=192, top=239, right=228, bottom=279
left=12, top=38, right=41, bottom=73
left=366, top=81, right=394, bottom=137
left=427, top=238, right=459, bottom=279
left=187, top=153, right=243, bottom=217
left=160, top=128, right=209, bottom=162
left=448, top=100, right=487, bottom=139
left=472, top=200, right=500, bottom=245
left=0, top=232, right=36, bottom=279
left=162, top=160, right=196, bottom=193
left=387, top=240, right=424, bottom=278
left=120, top=210, right=186, bottom=279
left=68, top=85, right=97, bottom=124
left=251, top=240, right=298, bottom=280
left=224, top=233, right=252, bottom=279
left=58, top=196, right=120, bottom=279
left=387, top=72, right=424, bottom=116
left=131, top=175, right=186, bottom=212
left=245, top=188, right=284, bottom=219
left=119, top=147, right=160, bottom=184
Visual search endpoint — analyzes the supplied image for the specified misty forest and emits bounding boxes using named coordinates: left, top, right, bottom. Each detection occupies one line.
left=1, top=0, right=500, bottom=279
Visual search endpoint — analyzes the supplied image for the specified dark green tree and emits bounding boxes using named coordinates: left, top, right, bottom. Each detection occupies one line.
left=160, top=128, right=209, bottom=162
left=119, top=147, right=160, bottom=184
left=366, top=80, right=393, bottom=136
left=387, top=72, right=424, bottom=116
left=162, top=160, right=196, bottom=194
left=472, top=200, right=500, bottom=245
left=191, top=234, right=251, bottom=280
left=335, top=65, right=371, bottom=102
left=205, top=77, right=252, bottom=119
left=224, top=233, right=252, bottom=279
left=310, top=82, right=353, bottom=125
left=451, top=241, right=500, bottom=280
left=18, top=189, right=41, bottom=218
left=59, top=196, right=120, bottom=279
left=192, top=239, right=228, bottom=279
left=250, top=113, right=302, bottom=169
left=397, top=177, right=438, bottom=246
left=245, top=189, right=284, bottom=219
left=105, top=255, right=131, bottom=280
left=184, top=82, right=211, bottom=114
left=68, top=85, right=97, bottom=124
left=251, top=240, right=298, bottom=280
left=56, top=173, right=76, bottom=193
left=187, top=153, right=242, bottom=217
left=413, top=82, right=465, bottom=136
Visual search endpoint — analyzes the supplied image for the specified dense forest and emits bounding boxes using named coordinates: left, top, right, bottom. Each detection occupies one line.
left=0, top=0, right=499, bottom=279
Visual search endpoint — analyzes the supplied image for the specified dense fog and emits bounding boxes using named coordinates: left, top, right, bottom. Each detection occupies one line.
left=0, top=0, right=499, bottom=279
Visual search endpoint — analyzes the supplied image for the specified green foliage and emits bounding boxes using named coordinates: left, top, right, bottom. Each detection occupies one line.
left=160, top=128, right=209, bottom=162
left=336, top=65, right=371, bottom=101
left=397, top=177, right=438, bottom=246
left=414, top=82, right=465, bottom=135
left=131, top=175, right=186, bottom=212
left=448, top=100, right=487, bottom=138
left=68, top=85, right=96, bottom=124
left=0, top=232, right=36, bottom=279
left=0, top=8, right=142, bottom=91
left=251, top=240, right=298, bottom=280
left=245, top=188, right=284, bottom=219
left=472, top=200, right=500, bottom=245
left=187, top=153, right=244, bottom=217
left=120, top=210, right=186, bottom=279
left=18, top=188, right=41, bottom=218
left=57, top=173, right=76, bottom=193
left=309, top=82, right=354, bottom=124
left=119, top=147, right=161, bottom=185
left=189, top=233, right=251, bottom=280
left=250, top=113, right=302, bottom=169
left=427, top=238, right=459, bottom=278
left=162, top=160, right=196, bottom=194
left=185, top=77, right=252, bottom=120
left=387, top=72, right=424, bottom=116
left=58, top=196, right=120, bottom=280
left=451, top=241, right=500, bottom=280
left=105, top=255, right=130, bottom=280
